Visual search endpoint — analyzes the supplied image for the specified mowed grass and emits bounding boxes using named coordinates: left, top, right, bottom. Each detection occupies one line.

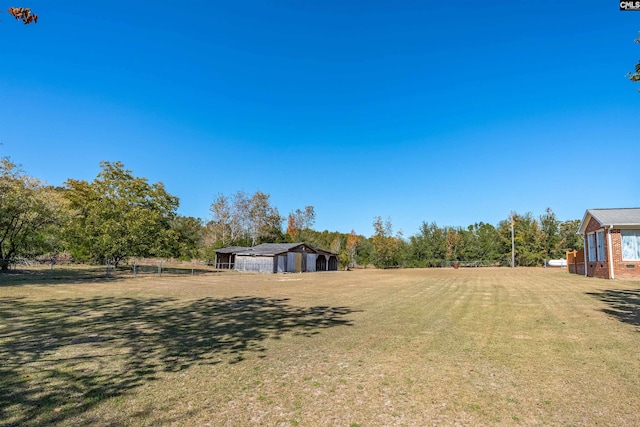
left=1, top=268, right=639, bottom=426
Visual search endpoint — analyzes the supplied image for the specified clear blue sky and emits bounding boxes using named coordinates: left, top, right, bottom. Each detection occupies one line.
left=1, top=1, right=638, bottom=236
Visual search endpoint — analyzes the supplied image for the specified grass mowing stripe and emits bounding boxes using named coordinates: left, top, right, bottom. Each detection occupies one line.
left=1, top=267, right=639, bottom=426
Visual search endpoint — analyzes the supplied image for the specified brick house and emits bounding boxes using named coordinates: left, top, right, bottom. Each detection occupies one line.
left=577, top=208, right=640, bottom=280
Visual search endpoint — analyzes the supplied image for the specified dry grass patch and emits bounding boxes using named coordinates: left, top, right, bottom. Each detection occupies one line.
left=1, top=268, right=639, bottom=426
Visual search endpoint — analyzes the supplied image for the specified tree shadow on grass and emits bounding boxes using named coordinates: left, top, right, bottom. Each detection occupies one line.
left=587, top=288, right=640, bottom=329
left=0, top=266, right=223, bottom=286
left=0, top=267, right=130, bottom=286
left=0, top=295, right=358, bottom=426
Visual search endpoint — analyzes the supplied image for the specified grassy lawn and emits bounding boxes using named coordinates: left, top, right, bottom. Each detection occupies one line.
left=1, top=267, right=639, bottom=426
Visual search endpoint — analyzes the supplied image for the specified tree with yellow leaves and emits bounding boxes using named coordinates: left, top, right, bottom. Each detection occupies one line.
left=7, top=7, right=38, bottom=24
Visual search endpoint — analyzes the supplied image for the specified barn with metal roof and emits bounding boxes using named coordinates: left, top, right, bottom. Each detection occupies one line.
left=213, top=246, right=250, bottom=269
left=215, top=243, right=338, bottom=273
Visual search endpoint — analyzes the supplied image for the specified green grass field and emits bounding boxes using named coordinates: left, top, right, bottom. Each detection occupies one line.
left=1, top=267, right=639, bottom=426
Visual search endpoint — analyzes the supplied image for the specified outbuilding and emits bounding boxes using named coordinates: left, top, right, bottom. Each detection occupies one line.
left=213, top=246, right=249, bottom=269
left=216, top=243, right=339, bottom=273
left=577, top=208, right=640, bottom=280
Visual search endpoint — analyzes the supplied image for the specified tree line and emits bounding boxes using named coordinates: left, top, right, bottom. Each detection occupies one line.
left=369, top=210, right=583, bottom=269
left=0, top=159, right=583, bottom=272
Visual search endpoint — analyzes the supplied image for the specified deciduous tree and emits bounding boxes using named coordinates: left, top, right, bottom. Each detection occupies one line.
left=408, top=221, right=447, bottom=267
left=445, top=227, right=463, bottom=261
left=6, top=7, right=38, bottom=24
left=498, top=212, right=544, bottom=266
left=472, top=222, right=501, bottom=262
left=356, top=236, right=374, bottom=268
left=559, top=219, right=583, bottom=252
left=330, top=235, right=342, bottom=255
left=540, top=207, right=562, bottom=260
left=64, top=161, right=179, bottom=267
left=286, top=206, right=315, bottom=242
left=209, top=193, right=233, bottom=247
left=168, top=216, right=204, bottom=260
left=371, top=216, right=403, bottom=268
left=0, top=158, right=64, bottom=271
left=346, top=229, right=358, bottom=268
left=247, top=191, right=282, bottom=246
left=207, top=190, right=282, bottom=248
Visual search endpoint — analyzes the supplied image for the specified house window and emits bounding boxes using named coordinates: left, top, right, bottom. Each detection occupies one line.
left=621, top=230, right=640, bottom=261
left=587, top=233, right=596, bottom=262
left=596, top=231, right=605, bottom=261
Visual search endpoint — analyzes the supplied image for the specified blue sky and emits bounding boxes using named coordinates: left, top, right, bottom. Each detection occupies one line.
left=1, top=1, right=638, bottom=236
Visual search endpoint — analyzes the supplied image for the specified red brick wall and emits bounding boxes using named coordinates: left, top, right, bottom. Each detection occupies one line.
left=584, top=218, right=609, bottom=279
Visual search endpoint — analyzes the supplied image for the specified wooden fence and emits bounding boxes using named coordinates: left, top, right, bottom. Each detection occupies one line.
left=566, top=249, right=585, bottom=275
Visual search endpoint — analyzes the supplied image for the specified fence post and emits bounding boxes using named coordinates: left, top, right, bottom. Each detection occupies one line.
left=133, top=260, right=137, bottom=277
left=158, top=261, right=162, bottom=276
left=106, top=258, right=111, bottom=278
left=570, top=250, right=575, bottom=273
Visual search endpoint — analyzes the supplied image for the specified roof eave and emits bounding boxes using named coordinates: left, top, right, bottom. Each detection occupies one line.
left=577, top=211, right=594, bottom=235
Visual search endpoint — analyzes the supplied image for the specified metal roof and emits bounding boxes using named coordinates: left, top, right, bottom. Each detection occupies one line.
left=236, top=243, right=310, bottom=256
left=211, top=243, right=335, bottom=257
left=578, top=208, right=640, bottom=234
left=214, top=246, right=250, bottom=254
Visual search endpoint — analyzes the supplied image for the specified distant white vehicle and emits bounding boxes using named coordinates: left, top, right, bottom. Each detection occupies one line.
left=548, top=259, right=567, bottom=268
